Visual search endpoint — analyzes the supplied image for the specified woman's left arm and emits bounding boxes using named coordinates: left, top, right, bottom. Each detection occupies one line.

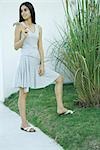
left=38, top=26, right=45, bottom=76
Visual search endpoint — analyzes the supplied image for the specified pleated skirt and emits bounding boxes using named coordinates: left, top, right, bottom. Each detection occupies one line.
left=13, top=55, right=60, bottom=93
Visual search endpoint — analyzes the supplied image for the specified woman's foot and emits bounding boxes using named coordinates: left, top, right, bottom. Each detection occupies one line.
left=57, top=108, right=74, bottom=115
left=21, top=121, right=36, bottom=132
left=20, top=126, right=36, bottom=132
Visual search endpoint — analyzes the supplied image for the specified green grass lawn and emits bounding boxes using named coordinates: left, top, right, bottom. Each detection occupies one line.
left=4, top=84, right=100, bottom=150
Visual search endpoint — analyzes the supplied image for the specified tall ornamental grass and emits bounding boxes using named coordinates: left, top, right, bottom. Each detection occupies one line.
left=52, top=0, right=100, bottom=107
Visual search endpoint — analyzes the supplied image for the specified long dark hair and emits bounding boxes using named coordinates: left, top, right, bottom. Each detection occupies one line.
left=19, top=2, right=36, bottom=24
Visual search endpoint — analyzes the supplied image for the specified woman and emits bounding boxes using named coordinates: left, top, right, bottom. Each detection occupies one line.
left=14, top=2, right=73, bottom=132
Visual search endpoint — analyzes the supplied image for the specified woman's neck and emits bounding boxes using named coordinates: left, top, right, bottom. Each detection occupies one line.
left=24, top=18, right=32, bottom=27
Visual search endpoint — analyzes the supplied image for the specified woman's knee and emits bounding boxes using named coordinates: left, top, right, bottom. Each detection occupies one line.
left=56, top=75, right=64, bottom=83
left=19, top=87, right=28, bottom=98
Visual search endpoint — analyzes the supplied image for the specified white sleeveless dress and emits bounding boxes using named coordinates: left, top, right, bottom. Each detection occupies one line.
left=14, top=22, right=60, bottom=93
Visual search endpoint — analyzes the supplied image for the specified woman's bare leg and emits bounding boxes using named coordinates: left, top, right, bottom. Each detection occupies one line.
left=55, top=75, right=68, bottom=114
left=18, top=87, right=28, bottom=128
left=18, top=87, right=36, bottom=132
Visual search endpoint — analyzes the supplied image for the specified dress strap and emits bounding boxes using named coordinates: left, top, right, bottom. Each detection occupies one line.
left=21, top=22, right=36, bottom=33
left=13, top=22, right=20, bottom=27
left=37, top=24, right=41, bottom=34
left=20, top=22, right=27, bottom=28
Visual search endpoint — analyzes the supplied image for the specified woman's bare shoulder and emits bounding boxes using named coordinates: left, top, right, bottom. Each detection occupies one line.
left=36, top=24, right=42, bottom=33
left=37, top=24, right=42, bottom=29
left=13, top=22, right=23, bottom=31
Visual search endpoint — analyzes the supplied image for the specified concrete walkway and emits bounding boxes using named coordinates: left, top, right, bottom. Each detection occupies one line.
left=0, top=102, right=63, bottom=150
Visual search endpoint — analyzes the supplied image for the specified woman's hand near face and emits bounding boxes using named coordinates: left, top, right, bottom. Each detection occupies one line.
left=21, top=27, right=29, bottom=40
left=14, top=23, right=29, bottom=50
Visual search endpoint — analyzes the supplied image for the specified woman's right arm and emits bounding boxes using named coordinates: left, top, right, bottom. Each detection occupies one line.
left=14, top=24, right=27, bottom=50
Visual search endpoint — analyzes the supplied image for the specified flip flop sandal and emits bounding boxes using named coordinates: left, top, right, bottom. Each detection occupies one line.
left=58, top=110, right=74, bottom=116
left=20, top=126, right=36, bottom=132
